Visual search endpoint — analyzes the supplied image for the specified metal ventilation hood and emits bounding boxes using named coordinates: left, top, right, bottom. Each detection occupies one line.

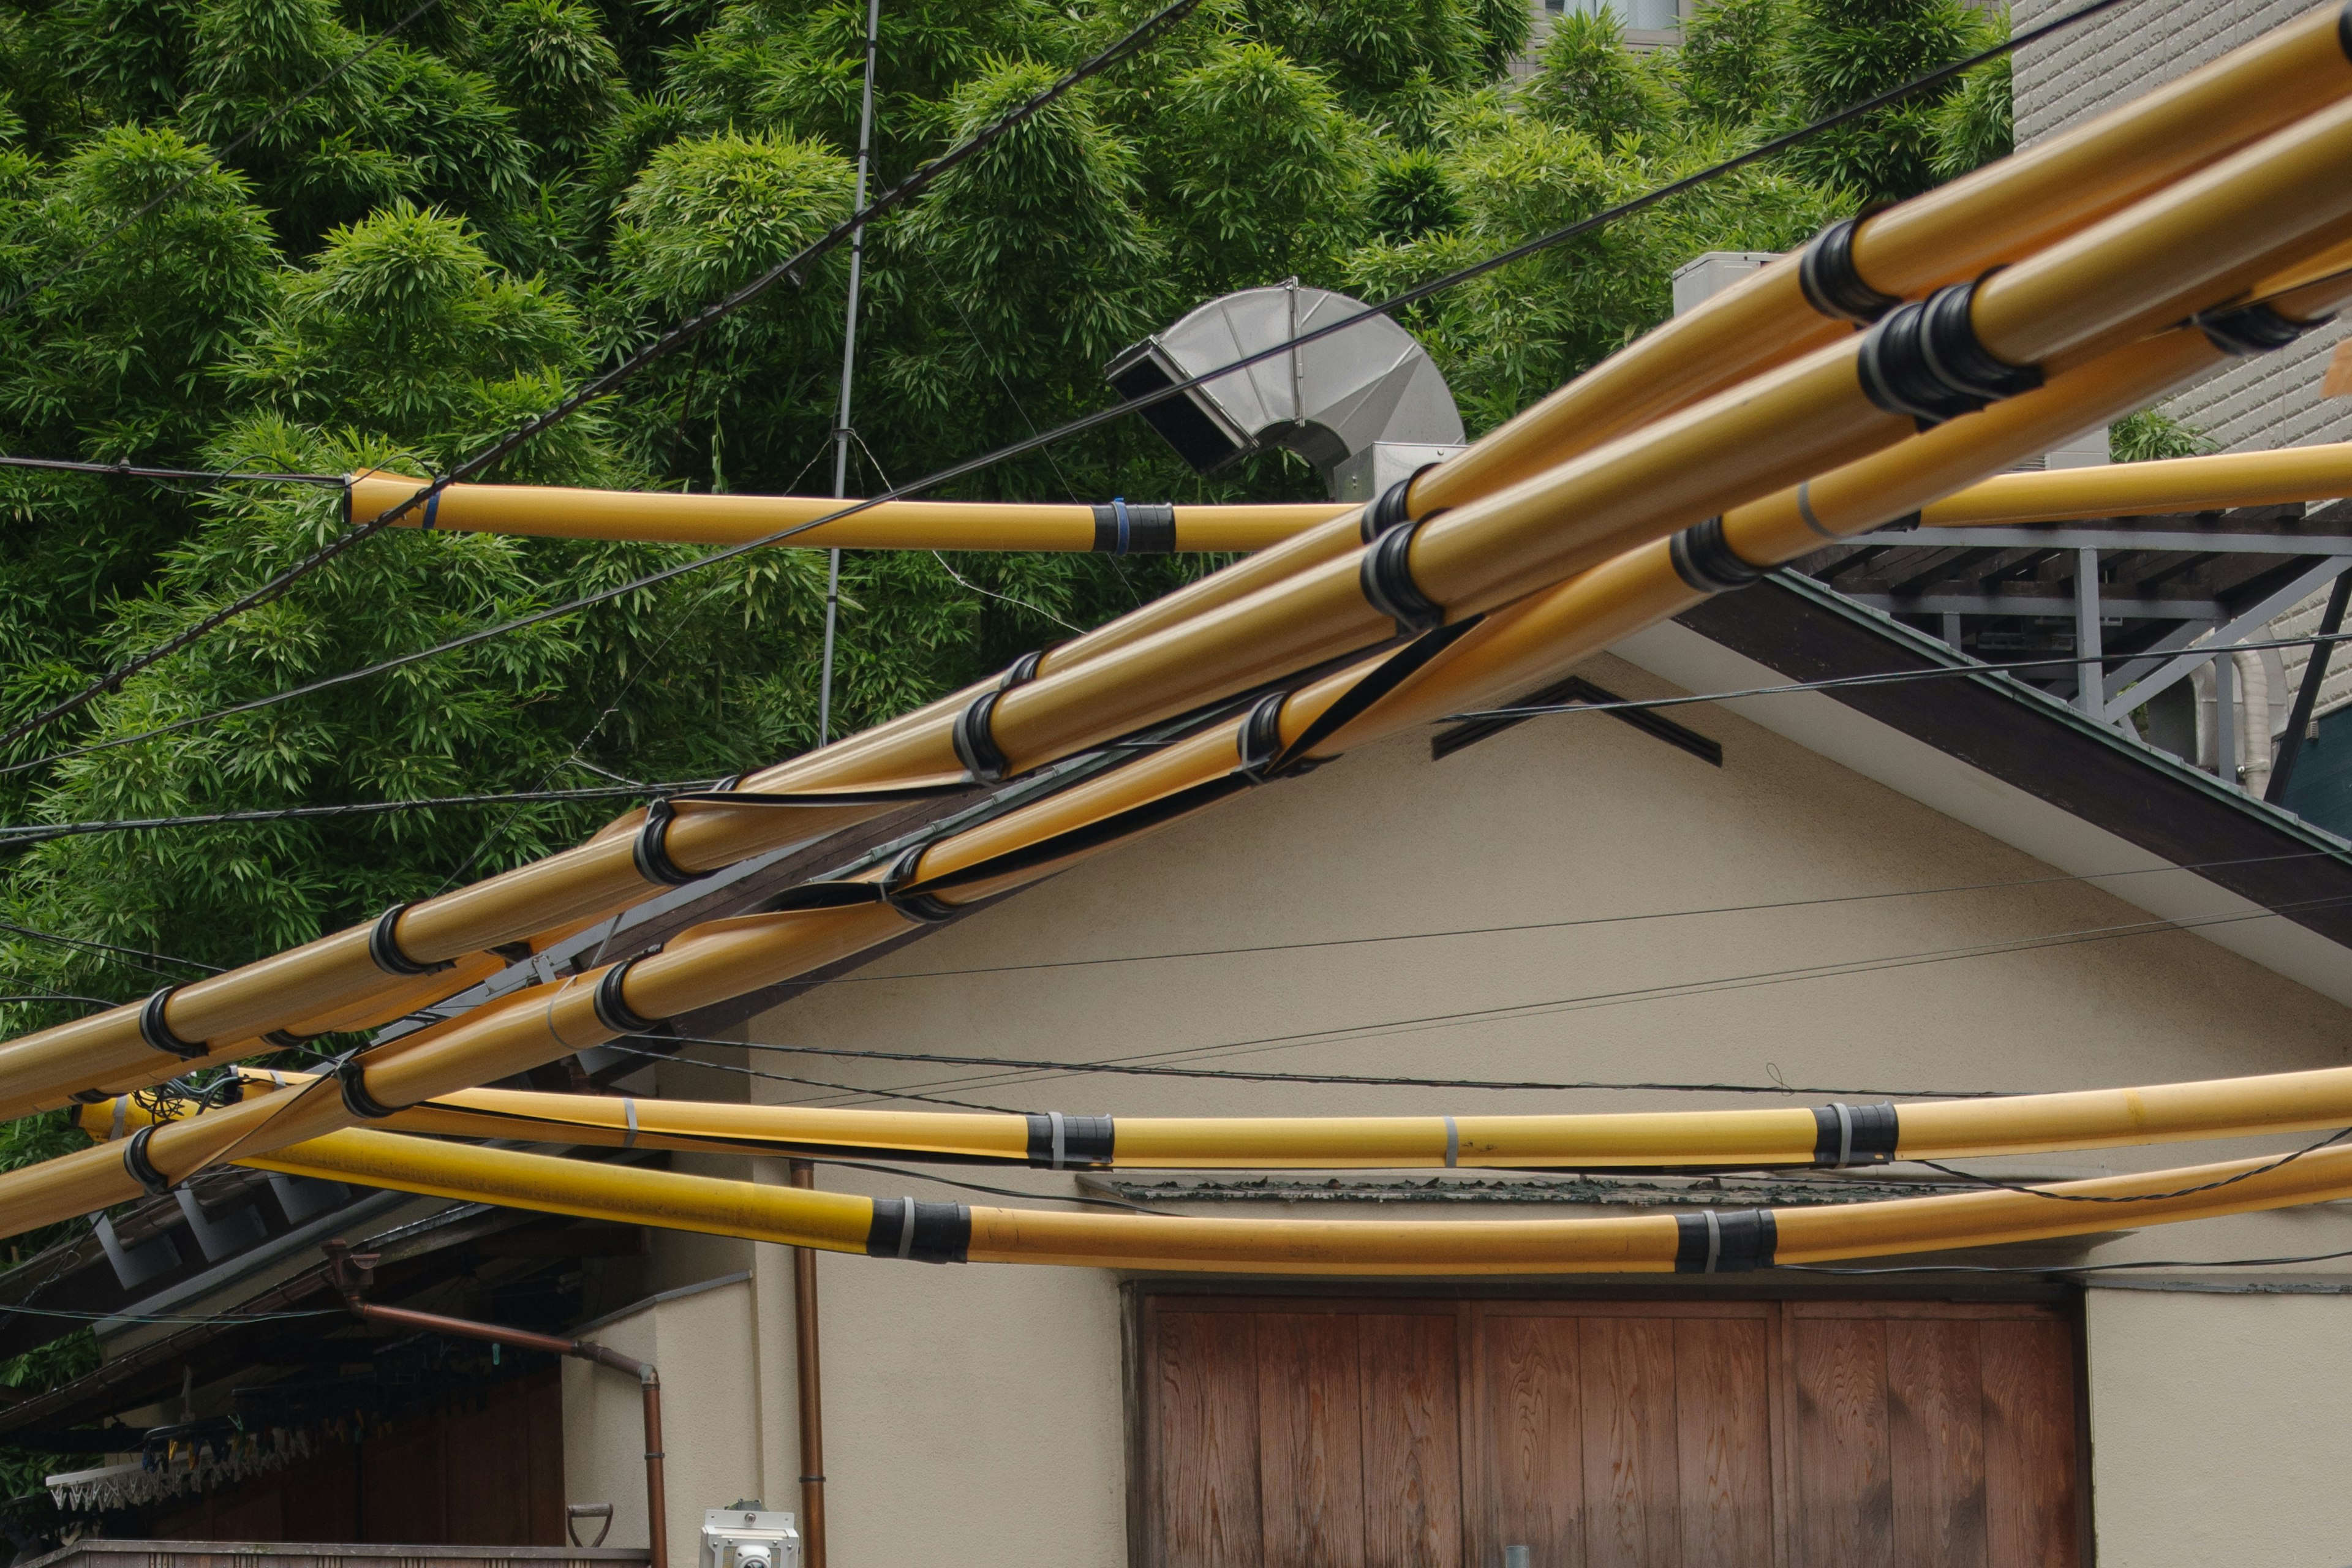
left=1106, top=281, right=1464, bottom=499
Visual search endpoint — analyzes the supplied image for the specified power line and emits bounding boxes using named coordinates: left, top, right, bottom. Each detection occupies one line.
left=0, top=920, right=221, bottom=975
left=736, top=895, right=2352, bottom=1106
left=0, top=455, right=345, bottom=488
left=1919, top=1125, right=2352, bottom=1205
left=0, top=0, right=1213, bottom=761
left=0, top=780, right=712, bottom=850
left=0, top=0, right=2129, bottom=776
left=805, top=850, right=2341, bottom=987
left=551, top=1039, right=1026, bottom=1114
left=1785, top=1245, right=2352, bottom=1277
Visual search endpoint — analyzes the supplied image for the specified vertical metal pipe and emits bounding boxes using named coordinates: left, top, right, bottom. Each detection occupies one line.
left=638, top=1366, right=669, bottom=1568
left=2215, top=649, right=2239, bottom=783
left=2074, top=548, right=2103, bottom=717
left=2266, top=571, right=2352, bottom=804
left=789, top=1159, right=827, bottom=1568
left=817, top=0, right=883, bottom=745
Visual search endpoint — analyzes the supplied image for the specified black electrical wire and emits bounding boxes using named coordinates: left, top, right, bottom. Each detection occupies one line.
left=0, top=1303, right=342, bottom=1322
left=0, top=455, right=347, bottom=488
left=815, top=850, right=2341, bottom=988
left=0, top=0, right=1212, bottom=760
left=0, top=0, right=2132, bottom=777
left=1446, top=625, right=2352, bottom=722
left=0, top=992, right=122, bottom=1009
left=0, top=779, right=715, bottom=849
left=0, top=919, right=220, bottom=974
left=0, top=0, right=456, bottom=328
left=1784, top=1245, right=2352, bottom=1277
left=744, top=894, right=2352, bottom=1106
left=1918, top=1125, right=2352, bottom=1205
left=551, top=1038, right=1026, bottom=1114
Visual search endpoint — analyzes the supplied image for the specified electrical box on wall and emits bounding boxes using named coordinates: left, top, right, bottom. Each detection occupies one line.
left=700, top=1507, right=799, bottom=1568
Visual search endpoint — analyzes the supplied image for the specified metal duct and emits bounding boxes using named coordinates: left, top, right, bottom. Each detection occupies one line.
left=1106, top=281, right=1464, bottom=497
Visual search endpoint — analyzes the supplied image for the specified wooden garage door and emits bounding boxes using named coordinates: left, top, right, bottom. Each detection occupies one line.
left=1138, top=1298, right=2080, bottom=1568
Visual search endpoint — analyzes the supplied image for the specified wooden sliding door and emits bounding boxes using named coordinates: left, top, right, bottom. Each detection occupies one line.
left=1137, top=1297, right=2080, bottom=1568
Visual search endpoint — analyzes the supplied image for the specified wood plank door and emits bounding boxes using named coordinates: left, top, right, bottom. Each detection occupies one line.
left=1140, top=1295, right=2079, bottom=1568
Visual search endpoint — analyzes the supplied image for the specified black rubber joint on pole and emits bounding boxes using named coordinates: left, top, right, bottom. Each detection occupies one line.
left=592, top=957, right=663, bottom=1036
left=633, top=797, right=696, bottom=887
left=1359, top=465, right=1444, bottom=542
left=369, top=904, right=454, bottom=978
left=1668, top=517, right=1766, bottom=594
left=336, top=1054, right=403, bottom=1120
left=1025, top=1112, right=1115, bottom=1169
left=1856, top=280, right=2043, bottom=426
left=67, top=1089, right=111, bottom=1105
left=1360, top=518, right=1444, bottom=635
left=999, top=649, right=1047, bottom=690
left=864, top=1196, right=971, bottom=1263
left=952, top=688, right=1010, bottom=783
left=2339, top=0, right=2352, bottom=62
left=1810, top=1101, right=1900, bottom=1167
left=138, top=987, right=206, bottom=1060
left=1673, top=1208, right=1777, bottom=1273
left=2195, top=301, right=2326, bottom=357
left=1091, top=499, right=1175, bottom=554
left=1798, top=219, right=1902, bottom=325
left=1237, top=692, right=1290, bottom=779
left=123, top=1124, right=173, bottom=1196
left=881, top=844, right=957, bottom=924
left=262, top=1029, right=315, bottom=1049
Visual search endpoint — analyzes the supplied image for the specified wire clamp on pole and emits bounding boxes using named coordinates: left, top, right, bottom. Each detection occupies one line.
left=592, top=959, right=665, bottom=1038
left=2195, top=300, right=2328, bottom=356
left=1674, top=1208, right=1776, bottom=1273
left=123, top=1123, right=174, bottom=1196
left=633, top=796, right=697, bottom=888
left=1811, top=1101, right=1899, bottom=1167
left=1668, top=517, right=1766, bottom=595
left=1359, top=468, right=1441, bottom=542
left=1798, top=218, right=1902, bottom=324
left=1855, top=279, right=2042, bottom=426
left=369, top=904, right=454, bottom=978
left=621, top=1096, right=640, bottom=1148
left=1025, top=1112, right=1112, bottom=1168
left=1442, top=1115, right=1459, bottom=1169
left=1091, top=499, right=1174, bottom=554
left=952, top=689, right=1011, bottom=783
left=881, top=844, right=957, bottom=923
left=998, top=649, right=1047, bottom=690
left=1360, top=518, right=1444, bottom=635
left=138, top=987, right=206, bottom=1060
left=262, top=1029, right=315, bottom=1049
left=336, top=1055, right=404, bottom=1120
left=862, top=1196, right=971, bottom=1264
left=1236, top=692, right=1292, bottom=782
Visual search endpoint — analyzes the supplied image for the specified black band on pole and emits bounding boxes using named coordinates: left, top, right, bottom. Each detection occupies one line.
left=1237, top=692, right=1291, bottom=779
left=862, top=1197, right=972, bottom=1262
left=1359, top=467, right=1443, bottom=542
left=262, top=1030, right=315, bottom=1049
left=67, top=1089, right=110, bottom=1105
left=336, top=1055, right=404, bottom=1120
left=1798, top=218, right=1902, bottom=325
left=123, top=1124, right=173, bottom=1196
left=999, top=649, right=1047, bottom=690
left=1809, top=1101, right=1901, bottom=1167
left=2339, top=0, right=2352, bottom=62
left=1855, top=280, right=2043, bottom=426
left=1360, top=519, right=1444, bottom=635
left=138, top=987, right=206, bottom=1060
left=1667, top=517, right=1766, bottom=594
left=592, top=958, right=663, bottom=1037
left=632, top=796, right=698, bottom=887
left=881, top=844, right=958, bottom=923
left=368, top=904, right=454, bottom=978
left=1091, top=500, right=1175, bottom=554
left=952, top=689, right=1010, bottom=783
left=1024, top=1112, right=1115, bottom=1169
left=2195, top=301, right=2326, bottom=356
left=1673, top=1208, right=1777, bottom=1273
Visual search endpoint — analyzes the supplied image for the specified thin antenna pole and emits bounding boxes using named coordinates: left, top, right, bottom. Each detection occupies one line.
left=819, top=0, right=882, bottom=745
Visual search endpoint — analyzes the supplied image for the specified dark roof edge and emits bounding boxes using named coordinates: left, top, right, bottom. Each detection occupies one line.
left=1674, top=571, right=2352, bottom=951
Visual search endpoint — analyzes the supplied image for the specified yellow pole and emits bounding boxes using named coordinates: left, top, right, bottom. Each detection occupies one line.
left=181, top=1121, right=2352, bottom=1276
left=1921, top=440, right=2352, bottom=526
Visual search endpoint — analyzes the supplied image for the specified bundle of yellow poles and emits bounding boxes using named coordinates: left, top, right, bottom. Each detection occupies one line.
left=10, top=4, right=2352, bottom=1274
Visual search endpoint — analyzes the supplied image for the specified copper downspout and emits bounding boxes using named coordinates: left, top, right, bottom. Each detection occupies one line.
left=787, top=1160, right=826, bottom=1568
left=322, top=1241, right=668, bottom=1568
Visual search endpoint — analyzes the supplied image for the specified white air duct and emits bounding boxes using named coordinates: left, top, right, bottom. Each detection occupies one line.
left=1106, top=280, right=1464, bottom=502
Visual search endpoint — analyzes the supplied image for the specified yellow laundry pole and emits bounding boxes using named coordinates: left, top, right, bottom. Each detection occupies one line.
left=346, top=473, right=1351, bottom=553
left=1921, top=440, right=2352, bottom=526
left=175, top=1121, right=2352, bottom=1275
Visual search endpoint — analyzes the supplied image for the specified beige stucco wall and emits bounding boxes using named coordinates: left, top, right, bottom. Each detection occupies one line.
left=2087, top=1286, right=2352, bottom=1567
left=583, top=650, right=2352, bottom=1566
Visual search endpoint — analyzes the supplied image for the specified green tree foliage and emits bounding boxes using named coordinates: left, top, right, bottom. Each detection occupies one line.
left=0, top=0, right=2018, bottom=1262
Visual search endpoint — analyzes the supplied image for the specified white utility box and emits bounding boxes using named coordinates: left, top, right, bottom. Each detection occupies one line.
left=700, top=1507, right=799, bottom=1568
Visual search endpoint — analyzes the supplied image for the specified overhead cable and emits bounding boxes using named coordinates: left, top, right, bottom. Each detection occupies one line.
left=0, top=920, right=221, bottom=974
left=0, top=780, right=715, bottom=850
left=0, top=0, right=2135, bottom=777
left=0, top=455, right=346, bottom=488
left=0, top=0, right=1213, bottom=759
